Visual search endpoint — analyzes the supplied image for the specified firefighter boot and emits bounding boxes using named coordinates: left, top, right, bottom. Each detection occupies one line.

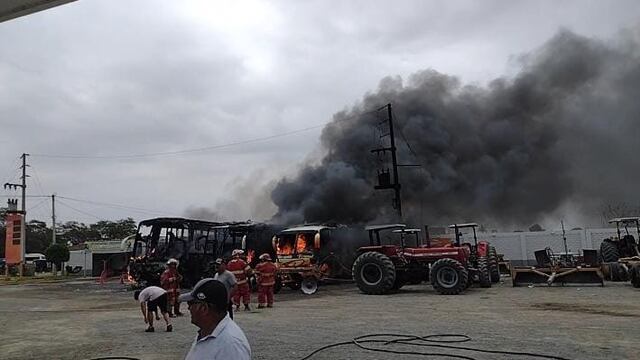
left=174, top=304, right=184, bottom=317
left=244, top=304, right=251, bottom=311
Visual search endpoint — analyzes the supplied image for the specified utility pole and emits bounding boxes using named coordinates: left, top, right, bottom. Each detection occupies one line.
left=371, top=104, right=403, bottom=219
left=4, top=153, right=29, bottom=275
left=51, top=194, right=57, bottom=275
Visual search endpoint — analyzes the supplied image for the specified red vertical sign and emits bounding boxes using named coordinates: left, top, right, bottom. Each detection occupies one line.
left=5, top=213, right=23, bottom=264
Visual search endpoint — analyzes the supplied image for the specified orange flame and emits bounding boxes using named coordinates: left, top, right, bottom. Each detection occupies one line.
left=296, top=234, right=308, bottom=253
left=278, top=243, right=294, bottom=256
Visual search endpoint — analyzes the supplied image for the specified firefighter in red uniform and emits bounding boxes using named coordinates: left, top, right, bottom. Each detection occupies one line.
left=227, top=249, right=253, bottom=311
left=255, top=253, right=277, bottom=308
left=160, top=258, right=183, bottom=317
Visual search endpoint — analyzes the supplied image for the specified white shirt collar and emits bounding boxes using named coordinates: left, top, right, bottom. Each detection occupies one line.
left=197, top=314, right=231, bottom=343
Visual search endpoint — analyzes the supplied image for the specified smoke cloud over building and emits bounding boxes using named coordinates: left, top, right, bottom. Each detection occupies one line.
left=271, top=29, right=640, bottom=227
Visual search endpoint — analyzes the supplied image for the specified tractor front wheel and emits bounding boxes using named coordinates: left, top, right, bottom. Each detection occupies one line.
left=478, top=256, right=492, bottom=288
left=352, top=252, right=396, bottom=295
left=600, top=240, right=620, bottom=263
left=430, top=258, right=468, bottom=295
left=488, top=246, right=500, bottom=283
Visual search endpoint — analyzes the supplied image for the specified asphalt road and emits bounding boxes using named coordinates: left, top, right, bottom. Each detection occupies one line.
left=0, top=278, right=638, bottom=359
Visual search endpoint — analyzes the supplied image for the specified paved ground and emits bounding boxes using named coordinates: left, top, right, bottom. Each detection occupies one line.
left=0, top=278, right=638, bottom=360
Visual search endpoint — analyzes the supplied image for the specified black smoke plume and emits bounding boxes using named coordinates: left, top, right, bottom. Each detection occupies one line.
left=271, top=29, right=640, bottom=227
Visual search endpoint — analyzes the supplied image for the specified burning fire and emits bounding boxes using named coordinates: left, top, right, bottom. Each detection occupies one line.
left=296, top=234, right=308, bottom=253
left=120, top=269, right=136, bottom=285
left=278, top=243, right=294, bottom=256
left=276, top=234, right=311, bottom=256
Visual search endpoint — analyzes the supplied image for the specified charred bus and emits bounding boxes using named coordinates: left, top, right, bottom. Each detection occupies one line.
left=128, top=217, right=281, bottom=288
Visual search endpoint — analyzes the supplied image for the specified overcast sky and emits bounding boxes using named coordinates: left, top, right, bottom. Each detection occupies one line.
left=1, top=0, right=639, bottom=225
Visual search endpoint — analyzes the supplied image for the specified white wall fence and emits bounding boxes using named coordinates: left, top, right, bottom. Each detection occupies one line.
left=476, top=228, right=638, bottom=265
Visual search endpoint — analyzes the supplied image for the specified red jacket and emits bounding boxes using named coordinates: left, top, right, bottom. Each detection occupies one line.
left=160, top=268, right=181, bottom=293
left=227, top=258, right=251, bottom=285
left=255, top=261, right=277, bottom=286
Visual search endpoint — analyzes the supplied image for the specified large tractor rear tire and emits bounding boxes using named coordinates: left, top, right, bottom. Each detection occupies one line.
left=352, top=252, right=396, bottom=295
left=477, top=256, right=492, bottom=288
left=488, top=246, right=500, bottom=283
left=600, top=240, right=620, bottom=263
left=608, top=262, right=629, bottom=282
left=430, top=258, right=468, bottom=295
left=630, top=265, right=640, bottom=288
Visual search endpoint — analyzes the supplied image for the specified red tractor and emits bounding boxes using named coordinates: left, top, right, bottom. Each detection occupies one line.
left=449, top=223, right=499, bottom=288
left=352, top=224, right=471, bottom=295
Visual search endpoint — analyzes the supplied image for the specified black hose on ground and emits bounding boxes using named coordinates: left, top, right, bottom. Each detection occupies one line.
left=300, top=333, right=573, bottom=360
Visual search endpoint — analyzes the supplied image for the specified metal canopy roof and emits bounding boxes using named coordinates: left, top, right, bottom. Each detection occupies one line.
left=0, top=0, right=77, bottom=23
left=448, top=223, right=479, bottom=228
left=364, top=224, right=406, bottom=231
left=280, top=225, right=332, bottom=233
left=392, top=228, right=421, bottom=233
left=608, top=217, right=640, bottom=224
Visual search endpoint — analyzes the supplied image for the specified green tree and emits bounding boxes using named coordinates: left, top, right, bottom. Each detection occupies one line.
left=45, top=243, right=70, bottom=267
left=59, top=221, right=101, bottom=244
left=26, top=220, right=53, bottom=254
left=90, top=218, right=137, bottom=240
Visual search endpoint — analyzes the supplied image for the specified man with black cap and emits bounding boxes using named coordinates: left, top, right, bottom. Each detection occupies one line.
left=213, top=258, right=237, bottom=319
left=181, top=278, right=251, bottom=360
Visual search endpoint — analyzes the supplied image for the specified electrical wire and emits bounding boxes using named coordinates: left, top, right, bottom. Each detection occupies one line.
left=26, top=198, right=48, bottom=212
left=56, top=199, right=104, bottom=221
left=56, top=196, right=168, bottom=216
left=31, top=124, right=326, bottom=159
left=392, top=107, right=420, bottom=158
left=30, top=108, right=378, bottom=160
left=300, top=333, right=573, bottom=360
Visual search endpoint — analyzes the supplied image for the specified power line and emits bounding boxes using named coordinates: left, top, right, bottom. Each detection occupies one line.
left=56, top=196, right=169, bottom=216
left=27, top=198, right=48, bottom=212
left=30, top=164, right=47, bottom=196
left=31, top=124, right=325, bottom=159
left=56, top=199, right=103, bottom=221
left=29, top=108, right=378, bottom=160
left=0, top=195, right=50, bottom=198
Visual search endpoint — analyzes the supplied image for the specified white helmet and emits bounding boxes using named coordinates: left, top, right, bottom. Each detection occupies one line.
left=166, top=258, right=179, bottom=266
left=259, top=253, right=272, bottom=261
left=232, top=249, right=244, bottom=257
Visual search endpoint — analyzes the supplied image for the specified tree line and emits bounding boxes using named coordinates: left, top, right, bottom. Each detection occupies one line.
left=0, top=218, right=137, bottom=257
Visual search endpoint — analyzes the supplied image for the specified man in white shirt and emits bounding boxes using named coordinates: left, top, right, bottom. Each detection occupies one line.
left=180, top=278, right=251, bottom=360
left=134, top=285, right=172, bottom=332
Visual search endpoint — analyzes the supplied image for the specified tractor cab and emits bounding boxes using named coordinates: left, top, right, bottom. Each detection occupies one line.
left=606, top=217, right=640, bottom=259
left=600, top=217, right=640, bottom=263
left=392, top=228, right=422, bottom=248
left=360, top=224, right=407, bottom=256
left=448, top=223, right=497, bottom=287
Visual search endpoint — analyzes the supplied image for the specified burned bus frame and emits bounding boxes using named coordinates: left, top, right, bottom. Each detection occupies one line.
left=128, top=217, right=280, bottom=288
